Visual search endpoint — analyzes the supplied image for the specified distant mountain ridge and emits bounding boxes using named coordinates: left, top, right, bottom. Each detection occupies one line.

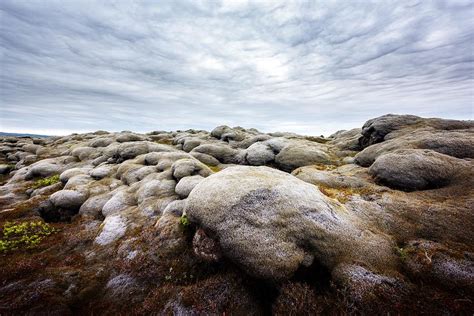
left=0, top=132, right=50, bottom=138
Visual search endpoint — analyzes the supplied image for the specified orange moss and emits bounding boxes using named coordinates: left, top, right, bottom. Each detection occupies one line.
left=310, top=164, right=338, bottom=171
left=203, top=163, right=221, bottom=172
left=318, top=185, right=377, bottom=204
left=155, top=138, right=174, bottom=145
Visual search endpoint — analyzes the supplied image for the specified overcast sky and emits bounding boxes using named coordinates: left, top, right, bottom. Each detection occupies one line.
left=1, top=0, right=473, bottom=136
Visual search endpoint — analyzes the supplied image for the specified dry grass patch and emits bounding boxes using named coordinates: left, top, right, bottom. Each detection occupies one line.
left=318, top=185, right=377, bottom=204
left=310, top=164, right=338, bottom=171
left=155, top=138, right=174, bottom=145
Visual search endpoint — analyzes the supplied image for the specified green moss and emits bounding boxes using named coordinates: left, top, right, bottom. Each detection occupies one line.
left=32, top=174, right=60, bottom=189
left=396, top=247, right=408, bottom=261
left=0, top=221, right=59, bottom=253
left=179, top=214, right=190, bottom=227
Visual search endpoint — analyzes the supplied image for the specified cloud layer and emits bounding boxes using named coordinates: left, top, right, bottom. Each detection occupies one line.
left=1, top=0, right=473, bottom=135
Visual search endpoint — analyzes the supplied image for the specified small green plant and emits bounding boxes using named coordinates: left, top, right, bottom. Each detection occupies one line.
left=32, top=174, right=60, bottom=189
left=0, top=221, right=59, bottom=253
left=179, top=214, right=190, bottom=227
left=396, top=247, right=408, bottom=261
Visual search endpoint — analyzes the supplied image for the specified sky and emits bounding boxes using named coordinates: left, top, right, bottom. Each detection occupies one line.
left=0, top=0, right=473, bottom=136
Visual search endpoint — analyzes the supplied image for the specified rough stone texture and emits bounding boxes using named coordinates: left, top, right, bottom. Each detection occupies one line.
left=182, top=138, right=201, bottom=152
left=89, top=137, right=114, bottom=148
left=71, top=147, right=101, bottom=161
left=175, top=175, right=204, bottom=198
left=189, top=152, right=220, bottom=166
left=116, top=133, right=147, bottom=143
left=136, top=179, right=176, bottom=203
left=90, top=165, right=116, bottom=180
left=50, top=189, right=88, bottom=211
left=60, top=167, right=91, bottom=184
left=162, top=199, right=186, bottom=216
left=332, top=264, right=410, bottom=311
left=95, top=214, right=129, bottom=245
left=192, top=228, right=222, bottom=263
left=275, top=143, right=332, bottom=172
left=369, top=149, right=469, bottom=191
left=192, top=144, right=244, bottom=164
left=171, top=158, right=212, bottom=181
left=402, top=240, right=474, bottom=293
left=185, top=166, right=396, bottom=281
left=359, top=114, right=473, bottom=149
left=25, top=162, right=63, bottom=180
left=102, top=189, right=136, bottom=217
left=31, top=182, right=63, bottom=197
left=359, top=114, right=423, bottom=148
left=355, top=129, right=474, bottom=167
left=245, top=142, right=275, bottom=166
left=329, top=128, right=362, bottom=151
left=79, top=193, right=113, bottom=218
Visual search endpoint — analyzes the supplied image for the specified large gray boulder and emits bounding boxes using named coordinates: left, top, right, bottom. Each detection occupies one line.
left=369, top=149, right=470, bottom=191
left=95, top=214, right=129, bottom=245
left=355, top=129, right=474, bottom=167
left=275, top=143, right=331, bottom=172
left=211, top=125, right=246, bottom=142
left=175, top=175, right=204, bottom=198
left=190, top=152, right=220, bottom=166
left=50, top=189, right=88, bottom=211
left=192, top=144, right=244, bottom=164
left=71, top=146, right=101, bottom=161
left=59, top=167, right=91, bottom=184
left=329, top=128, right=362, bottom=151
left=89, top=137, right=114, bottom=148
left=25, top=162, right=63, bottom=180
left=102, top=189, right=136, bottom=217
left=90, top=165, right=116, bottom=180
left=245, top=142, right=275, bottom=166
left=182, top=138, right=202, bottom=152
left=171, top=158, right=212, bottom=181
left=116, top=133, right=147, bottom=143
left=185, top=166, right=396, bottom=281
left=211, top=125, right=232, bottom=139
left=79, top=192, right=113, bottom=218
left=358, top=114, right=423, bottom=148
left=136, top=179, right=176, bottom=203
left=117, top=142, right=149, bottom=160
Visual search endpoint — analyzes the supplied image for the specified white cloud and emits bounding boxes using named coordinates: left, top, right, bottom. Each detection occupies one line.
left=0, top=0, right=472, bottom=136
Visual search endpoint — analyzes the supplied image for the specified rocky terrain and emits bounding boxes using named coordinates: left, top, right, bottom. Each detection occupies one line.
left=0, top=114, right=473, bottom=315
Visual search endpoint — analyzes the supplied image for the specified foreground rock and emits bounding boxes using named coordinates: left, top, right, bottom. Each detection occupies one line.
left=185, top=166, right=396, bottom=281
left=369, top=149, right=471, bottom=191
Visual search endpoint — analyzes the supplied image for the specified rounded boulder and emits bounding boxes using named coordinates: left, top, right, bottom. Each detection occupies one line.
left=185, top=166, right=396, bottom=281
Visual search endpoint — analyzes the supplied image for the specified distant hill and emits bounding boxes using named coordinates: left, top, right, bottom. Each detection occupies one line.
left=0, top=132, right=50, bottom=138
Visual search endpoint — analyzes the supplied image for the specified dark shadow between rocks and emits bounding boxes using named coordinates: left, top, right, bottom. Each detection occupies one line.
left=291, top=258, right=332, bottom=292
